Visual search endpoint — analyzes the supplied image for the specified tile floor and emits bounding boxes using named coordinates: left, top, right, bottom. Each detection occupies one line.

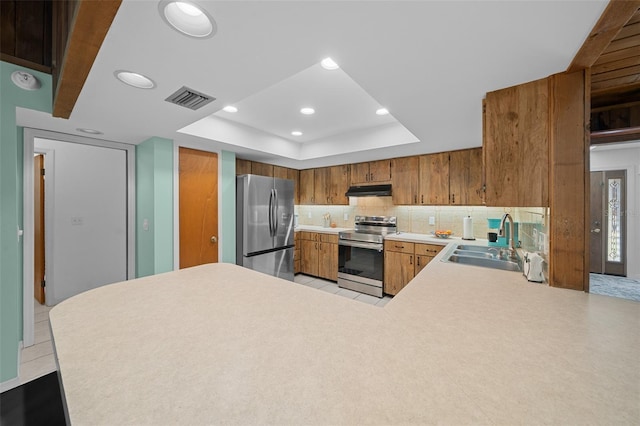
left=293, top=274, right=393, bottom=307
left=19, top=301, right=56, bottom=386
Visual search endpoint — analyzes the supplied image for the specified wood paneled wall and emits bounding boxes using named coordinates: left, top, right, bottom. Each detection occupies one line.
left=0, top=0, right=52, bottom=73
left=549, top=70, right=589, bottom=291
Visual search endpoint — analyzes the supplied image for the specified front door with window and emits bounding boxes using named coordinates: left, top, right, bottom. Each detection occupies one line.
left=590, top=170, right=626, bottom=276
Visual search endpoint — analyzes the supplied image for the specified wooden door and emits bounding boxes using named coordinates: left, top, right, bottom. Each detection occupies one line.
left=391, top=156, right=419, bottom=205
left=179, top=147, right=218, bottom=269
left=368, top=160, right=391, bottom=183
left=34, top=154, right=45, bottom=304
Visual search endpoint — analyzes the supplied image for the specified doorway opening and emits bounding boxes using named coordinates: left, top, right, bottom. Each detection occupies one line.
left=23, top=129, right=135, bottom=348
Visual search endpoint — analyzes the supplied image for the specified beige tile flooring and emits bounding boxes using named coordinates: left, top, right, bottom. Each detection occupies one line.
left=16, top=276, right=388, bottom=385
left=294, top=274, right=393, bottom=307
left=19, top=300, right=56, bottom=385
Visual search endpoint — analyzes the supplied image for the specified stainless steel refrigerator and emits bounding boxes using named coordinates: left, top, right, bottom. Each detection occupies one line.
left=236, top=174, right=295, bottom=281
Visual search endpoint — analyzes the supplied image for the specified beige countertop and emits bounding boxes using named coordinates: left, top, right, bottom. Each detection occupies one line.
left=50, top=258, right=639, bottom=425
left=384, top=232, right=469, bottom=245
left=294, top=225, right=349, bottom=234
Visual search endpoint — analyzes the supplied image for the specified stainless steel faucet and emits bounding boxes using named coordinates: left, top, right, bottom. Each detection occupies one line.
left=499, top=213, right=517, bottom=260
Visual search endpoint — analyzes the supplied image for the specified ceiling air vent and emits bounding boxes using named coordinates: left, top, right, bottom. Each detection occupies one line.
left=165, top=86, right=215, bottom=110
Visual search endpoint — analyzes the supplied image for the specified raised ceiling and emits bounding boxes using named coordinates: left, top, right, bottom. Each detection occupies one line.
left=16, top=0, right=609, bottom=169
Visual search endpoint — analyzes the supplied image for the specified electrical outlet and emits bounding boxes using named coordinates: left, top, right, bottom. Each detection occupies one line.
left=143, top=218, right=149, bottom=231
left=428, top=216, right=435, bottom=225
left=307, top=212, right=312, bottom=219
left=344, top=213, right=348, bottom=221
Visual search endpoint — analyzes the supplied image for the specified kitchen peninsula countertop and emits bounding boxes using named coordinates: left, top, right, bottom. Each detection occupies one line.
left=50, top=249, right=639, bottom=424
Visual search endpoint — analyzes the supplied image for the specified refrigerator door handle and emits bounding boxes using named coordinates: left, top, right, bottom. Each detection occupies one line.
left=273, top=189, right=279, bottom=235
left=268, top=189, right=274, bottom=237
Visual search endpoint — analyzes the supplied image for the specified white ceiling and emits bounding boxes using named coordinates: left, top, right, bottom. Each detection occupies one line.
left=17, top=0, right=608, bottom=169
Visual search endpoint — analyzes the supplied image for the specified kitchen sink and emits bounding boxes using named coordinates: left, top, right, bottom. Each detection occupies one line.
left=442, top=245, right=522, bottom=272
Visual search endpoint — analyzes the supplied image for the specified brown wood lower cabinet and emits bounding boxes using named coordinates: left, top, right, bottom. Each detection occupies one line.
left=298, top=231, right=338, bottom=281
left=383, top=241, right=444, bottom=295
left=294, top=232, right=300, bottom=274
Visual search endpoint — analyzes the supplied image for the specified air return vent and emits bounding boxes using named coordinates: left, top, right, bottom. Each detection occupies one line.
left=165, top=86, right=215, bottom=110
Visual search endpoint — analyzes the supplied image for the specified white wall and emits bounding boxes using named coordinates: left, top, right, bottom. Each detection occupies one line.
left=591, top=144, right=640, bottom=279
left=35, top=138, right=128, bottom=305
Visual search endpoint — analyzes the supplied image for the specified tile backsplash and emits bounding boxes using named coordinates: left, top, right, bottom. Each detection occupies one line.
left=295, top=198, right=548, bottom=252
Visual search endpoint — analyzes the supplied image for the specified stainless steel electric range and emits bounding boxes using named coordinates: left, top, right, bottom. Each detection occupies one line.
left=338, top=216, right=397, bottom=297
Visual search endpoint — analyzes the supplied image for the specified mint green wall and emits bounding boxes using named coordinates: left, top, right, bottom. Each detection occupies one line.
left=220, top=151, right=236, bottom=263
left=136, top=137, right=174, bottom=277
left=1, top=61, right=52, bottom=382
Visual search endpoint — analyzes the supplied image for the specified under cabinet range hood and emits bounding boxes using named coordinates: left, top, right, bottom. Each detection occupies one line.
left=345, top=184, right=392, bottom=197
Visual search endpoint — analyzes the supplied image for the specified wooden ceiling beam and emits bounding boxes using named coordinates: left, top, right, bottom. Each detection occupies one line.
left=52, top=0, right=122, bottom=119
left=567, top=0, right=640, bottom=72
left=591, top=125, right=640, bottom=143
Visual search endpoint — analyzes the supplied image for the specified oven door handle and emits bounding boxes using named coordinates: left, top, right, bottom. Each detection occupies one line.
left=339, top=240, right=383, bottom=251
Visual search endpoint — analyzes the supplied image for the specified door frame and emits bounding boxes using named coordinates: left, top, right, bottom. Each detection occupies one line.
left=22, top=128, right=136, bottom=347
left=172, top=140, right=224, bottom=270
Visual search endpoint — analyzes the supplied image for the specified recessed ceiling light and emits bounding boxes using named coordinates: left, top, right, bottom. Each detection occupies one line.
left=76, top=128, right=103, bottom=135
left=376, top=108, right=389, bottom=116
left=115, top=71, right=155, bottom=89
left=291, top=131, right=303, bottom=136
left=300, top=107, right=315, bottom=115
left=223, top=105, right=238, bottom=113
left=321, top=57, right=339, bottom=70
left=11, top=71, right=41, bottom=90
left=159, top=1, right=216, bottom=39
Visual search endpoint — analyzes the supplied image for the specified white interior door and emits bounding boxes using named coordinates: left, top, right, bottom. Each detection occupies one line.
left=34, top=138, right=128, bottom=305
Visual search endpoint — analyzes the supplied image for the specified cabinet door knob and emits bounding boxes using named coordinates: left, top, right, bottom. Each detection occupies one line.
left=410, top=256, right=413, bottom=265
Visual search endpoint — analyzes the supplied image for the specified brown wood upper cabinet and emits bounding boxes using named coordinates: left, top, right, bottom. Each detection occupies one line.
left=484, top=77, right=549, bottom=207
left=419, top=153, right=449, bottom=205
left=449, top=148, right=484, bottom=205
left=391, top=156, right=420, bottom=205
left=350, top=160, right=391, bottom=185
left=299, top=165, right=349, bottom=205
left=274, top=166, right=300, bottom=205
left=236, top=159, right=252, bottom=175
left=391, top=149, right=483, bottom=206
left=299, top=169, right=315, bottom=204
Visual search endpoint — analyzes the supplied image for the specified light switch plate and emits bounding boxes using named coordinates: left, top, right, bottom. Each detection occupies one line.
left=307, top=212, right=312, bottom=219
left=344, top=213, right=348, bottom=221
